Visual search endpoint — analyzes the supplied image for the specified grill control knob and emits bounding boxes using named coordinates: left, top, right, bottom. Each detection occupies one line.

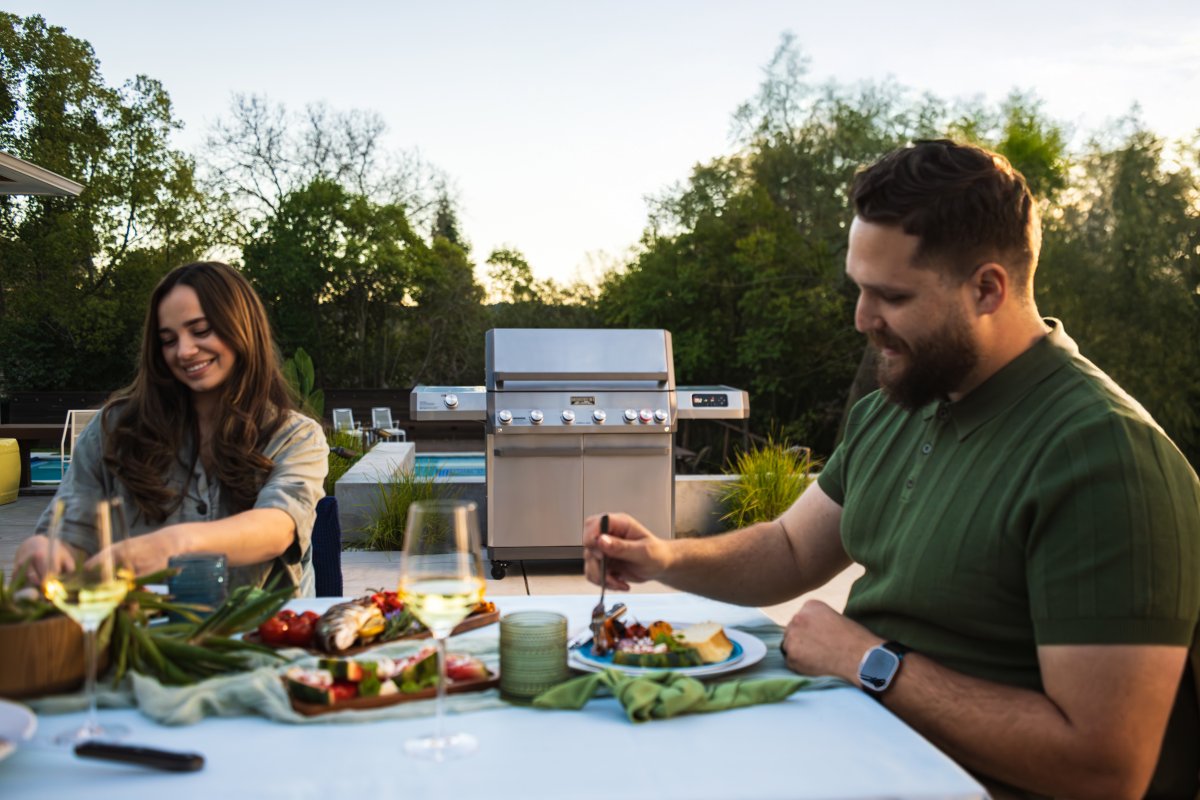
left=654, top=408, right=668, bottom=423
left=592, top=409, right=607, bottom=423
left=498, top=409, right=513, bottom=424
left=529, top=409, right=544, bottom=424
left=638, top=409, right=653, bottom=423
left=444, top=393, right=459, bottom=409
left=623, top=409, right=638, bottom=423
left=562, top=409, right=576, bottom=423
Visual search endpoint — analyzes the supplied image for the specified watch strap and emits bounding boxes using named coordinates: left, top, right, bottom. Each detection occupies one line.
left=883, top=640, right=910, bottom=658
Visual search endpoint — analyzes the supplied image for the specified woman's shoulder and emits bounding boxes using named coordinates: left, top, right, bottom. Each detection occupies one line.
left=269, top=410, right=327, bottom=446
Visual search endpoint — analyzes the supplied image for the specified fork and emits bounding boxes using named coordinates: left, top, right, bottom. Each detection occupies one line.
left=589, top=514, right=610, bottom=652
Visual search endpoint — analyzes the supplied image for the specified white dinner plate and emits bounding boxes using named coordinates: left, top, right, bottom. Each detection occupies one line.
left=569, top=626, right=767, bottom=677
left=0, top=698, right=37, bottom=763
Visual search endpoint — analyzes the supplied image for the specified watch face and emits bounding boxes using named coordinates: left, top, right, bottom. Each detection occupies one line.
left=859, top=647, right=901, bottom=691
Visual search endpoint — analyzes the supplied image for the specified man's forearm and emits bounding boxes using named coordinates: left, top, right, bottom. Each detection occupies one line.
left=785, top=603, right=1182, bottom=799
left=658, top=521, right=818, bottom=605
left=885, top=654, right=1170, bottom=799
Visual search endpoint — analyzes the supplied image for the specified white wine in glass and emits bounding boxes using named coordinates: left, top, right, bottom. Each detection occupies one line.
left=397, top=499, right=485, bottom=761
left=42, top=498, right=132, bottom=744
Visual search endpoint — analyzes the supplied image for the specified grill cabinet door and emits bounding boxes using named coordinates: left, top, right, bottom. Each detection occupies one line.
left=488, top=433, right=583, bottom=550
left=582, top=433, right=674, bottom=540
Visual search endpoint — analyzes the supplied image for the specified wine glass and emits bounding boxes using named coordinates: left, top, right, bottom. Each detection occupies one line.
left=42, top=497, right=133, bottom=744
left=397, top=499, right=485, bottom=761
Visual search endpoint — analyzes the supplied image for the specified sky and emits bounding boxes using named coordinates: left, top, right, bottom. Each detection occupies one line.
left=8, top=1, right=1200, bottom=284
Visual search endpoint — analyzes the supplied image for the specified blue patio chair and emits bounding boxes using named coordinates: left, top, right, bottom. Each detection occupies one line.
left=312, top=496, right=343, bottom=597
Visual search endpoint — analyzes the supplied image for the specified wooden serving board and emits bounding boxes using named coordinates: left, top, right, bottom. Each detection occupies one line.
left=246, top=609, right=501, bottom=657
left=288, top=674, right=501, bottom=716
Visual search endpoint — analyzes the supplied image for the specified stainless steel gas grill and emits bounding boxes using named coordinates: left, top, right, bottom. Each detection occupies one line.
left=412, top=328, right=748, bottom=578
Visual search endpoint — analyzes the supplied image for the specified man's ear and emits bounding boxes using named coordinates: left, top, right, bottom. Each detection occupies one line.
left=971, top=262, right=1007, bottom=315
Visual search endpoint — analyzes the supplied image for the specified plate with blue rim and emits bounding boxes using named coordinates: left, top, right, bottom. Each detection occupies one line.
left=568, top=625, right=766, bottom=677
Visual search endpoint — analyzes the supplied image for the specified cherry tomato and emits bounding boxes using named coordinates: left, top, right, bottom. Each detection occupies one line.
left=258, top=616, right=289, bottom=647
left=285, top=616, right=314, bottom=647
left=302, top=610, right=320, bottom=623
left=278, top=609, right=298, bottom=621
left=330, top=682, right=358, bottom=702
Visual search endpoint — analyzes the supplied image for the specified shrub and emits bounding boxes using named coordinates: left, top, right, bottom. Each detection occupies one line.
left=362, top=467, right=459, bottom=551
left=325, top=430, right=362, bottom=496
left=718, top=440, right=822, bottom=529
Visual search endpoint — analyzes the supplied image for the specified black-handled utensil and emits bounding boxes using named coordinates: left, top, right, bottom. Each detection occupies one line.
left=75, top=741, right=205, bottom=772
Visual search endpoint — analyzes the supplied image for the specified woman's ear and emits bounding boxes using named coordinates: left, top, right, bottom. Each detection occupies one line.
left=971, top=262, right=1008, bottom=315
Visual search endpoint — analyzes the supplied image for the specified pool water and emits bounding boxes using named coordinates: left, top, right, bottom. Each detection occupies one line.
left=29, top=455, right=67, bottom=483
left=413, top=454, right=485, bottom=479
left=27, top=452, right=487, bottom=484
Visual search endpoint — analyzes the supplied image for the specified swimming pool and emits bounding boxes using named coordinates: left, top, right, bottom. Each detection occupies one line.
left=413, top=453, right=485, bottom=479
left=29, top=454, right=67, bottom=483
left=27, top=451, right=487, bottom=484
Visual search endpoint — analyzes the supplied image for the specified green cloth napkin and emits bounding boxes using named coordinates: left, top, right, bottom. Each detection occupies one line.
left=532, top=668, right=829, bottom=722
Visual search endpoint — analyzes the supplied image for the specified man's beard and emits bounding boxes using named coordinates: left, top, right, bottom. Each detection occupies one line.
left=871, top=312, right=979, bottom=411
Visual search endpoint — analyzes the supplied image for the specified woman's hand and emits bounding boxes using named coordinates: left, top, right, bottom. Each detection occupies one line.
left=14, top=534, right=80, bottom=585
left=87, top=527, right=188, bottom=577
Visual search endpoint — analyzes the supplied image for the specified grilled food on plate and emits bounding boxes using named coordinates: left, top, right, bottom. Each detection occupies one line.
left=591, top=611, right=735, bottom=666
left=255, top=591, right=497, bottom=654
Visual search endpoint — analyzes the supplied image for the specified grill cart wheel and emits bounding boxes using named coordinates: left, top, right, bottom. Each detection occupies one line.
left=490, top=561, right=509, bottom=580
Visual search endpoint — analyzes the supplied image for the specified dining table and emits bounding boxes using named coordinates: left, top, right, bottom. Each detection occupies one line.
left=0, top=592, right=987, bottom=799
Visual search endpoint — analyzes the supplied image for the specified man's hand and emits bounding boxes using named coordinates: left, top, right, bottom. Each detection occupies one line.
left=14, top=534, right=80, bottom=585
left=780, top=599, right=882, bottom=680
left=582, top=512, right=673, bottom=590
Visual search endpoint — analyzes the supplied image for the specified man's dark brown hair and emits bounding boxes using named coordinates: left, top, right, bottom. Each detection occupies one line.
left=850, top=139, right=1041, bottom=291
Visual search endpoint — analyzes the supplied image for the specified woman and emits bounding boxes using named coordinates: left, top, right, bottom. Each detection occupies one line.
left=16, top=261, right=328, bottom=595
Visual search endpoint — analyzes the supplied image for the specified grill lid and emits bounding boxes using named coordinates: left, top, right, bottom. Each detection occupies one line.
left=486, top=329, right=674, bottom=390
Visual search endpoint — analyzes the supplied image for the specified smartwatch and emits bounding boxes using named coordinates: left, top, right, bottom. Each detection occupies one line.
left=858, top=641, right=910, bottom=696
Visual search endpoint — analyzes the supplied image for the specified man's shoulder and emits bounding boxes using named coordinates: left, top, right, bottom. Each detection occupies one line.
left=1041, top=344, right=1167, bottom=439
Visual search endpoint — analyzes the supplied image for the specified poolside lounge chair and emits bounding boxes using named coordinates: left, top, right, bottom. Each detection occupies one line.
left=370, top=408, right=406, bottom=441
left=331, top=408, right=356, bottom=433
left=60, top=409, right=99, bottom=475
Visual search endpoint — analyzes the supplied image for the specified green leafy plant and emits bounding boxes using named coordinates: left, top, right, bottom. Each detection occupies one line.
left=110, top=570, right=292, bottom=686
left=283, top=347, right=325, bottom=420
left=718, top=440, right=822, bottom=529
left=1, top=564, right=289, bottom=686
left=325, top=429, right=363, bottom=496
left=0, top=565, right=59, bottom=624
left=362, top=468, right=459, bottom=551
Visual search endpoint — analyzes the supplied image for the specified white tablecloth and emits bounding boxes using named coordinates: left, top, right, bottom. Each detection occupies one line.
left=0, top=594, right=986, bottom=799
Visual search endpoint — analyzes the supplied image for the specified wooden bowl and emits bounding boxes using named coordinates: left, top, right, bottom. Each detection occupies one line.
left=0, top=614, right=109, bottom=699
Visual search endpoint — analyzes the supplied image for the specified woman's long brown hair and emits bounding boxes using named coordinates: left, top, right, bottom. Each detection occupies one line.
left=102, top=261, right=297, bottom=523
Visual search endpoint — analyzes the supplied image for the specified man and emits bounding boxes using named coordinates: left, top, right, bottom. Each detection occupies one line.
left=584, top=140, right=1199, bottom=799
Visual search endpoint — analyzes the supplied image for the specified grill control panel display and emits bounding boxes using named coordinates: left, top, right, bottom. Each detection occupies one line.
left=689, top=393, right=729, bottom=407
left=676, top=386, right=749, bottom=420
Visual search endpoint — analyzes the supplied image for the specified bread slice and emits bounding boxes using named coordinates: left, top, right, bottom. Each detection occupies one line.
left=674, top=622, right=734, bottom=664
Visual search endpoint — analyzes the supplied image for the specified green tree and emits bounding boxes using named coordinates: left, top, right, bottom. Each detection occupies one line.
left=399, top=235, right=487, bottom=385
left=242, top=178, right=428, bottom=388
left=1037, top=122, right=1200, bottom=464
left=0, top=13, right=206, bottom=392
left=485, top=247, right=601, bottom=330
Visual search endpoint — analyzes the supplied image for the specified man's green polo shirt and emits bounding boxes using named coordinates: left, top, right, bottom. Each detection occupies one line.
left=818, top=319, right=1199, bottom=792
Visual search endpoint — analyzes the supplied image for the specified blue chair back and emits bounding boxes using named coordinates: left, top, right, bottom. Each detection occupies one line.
left=312, top=496, right=343, bottom=597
